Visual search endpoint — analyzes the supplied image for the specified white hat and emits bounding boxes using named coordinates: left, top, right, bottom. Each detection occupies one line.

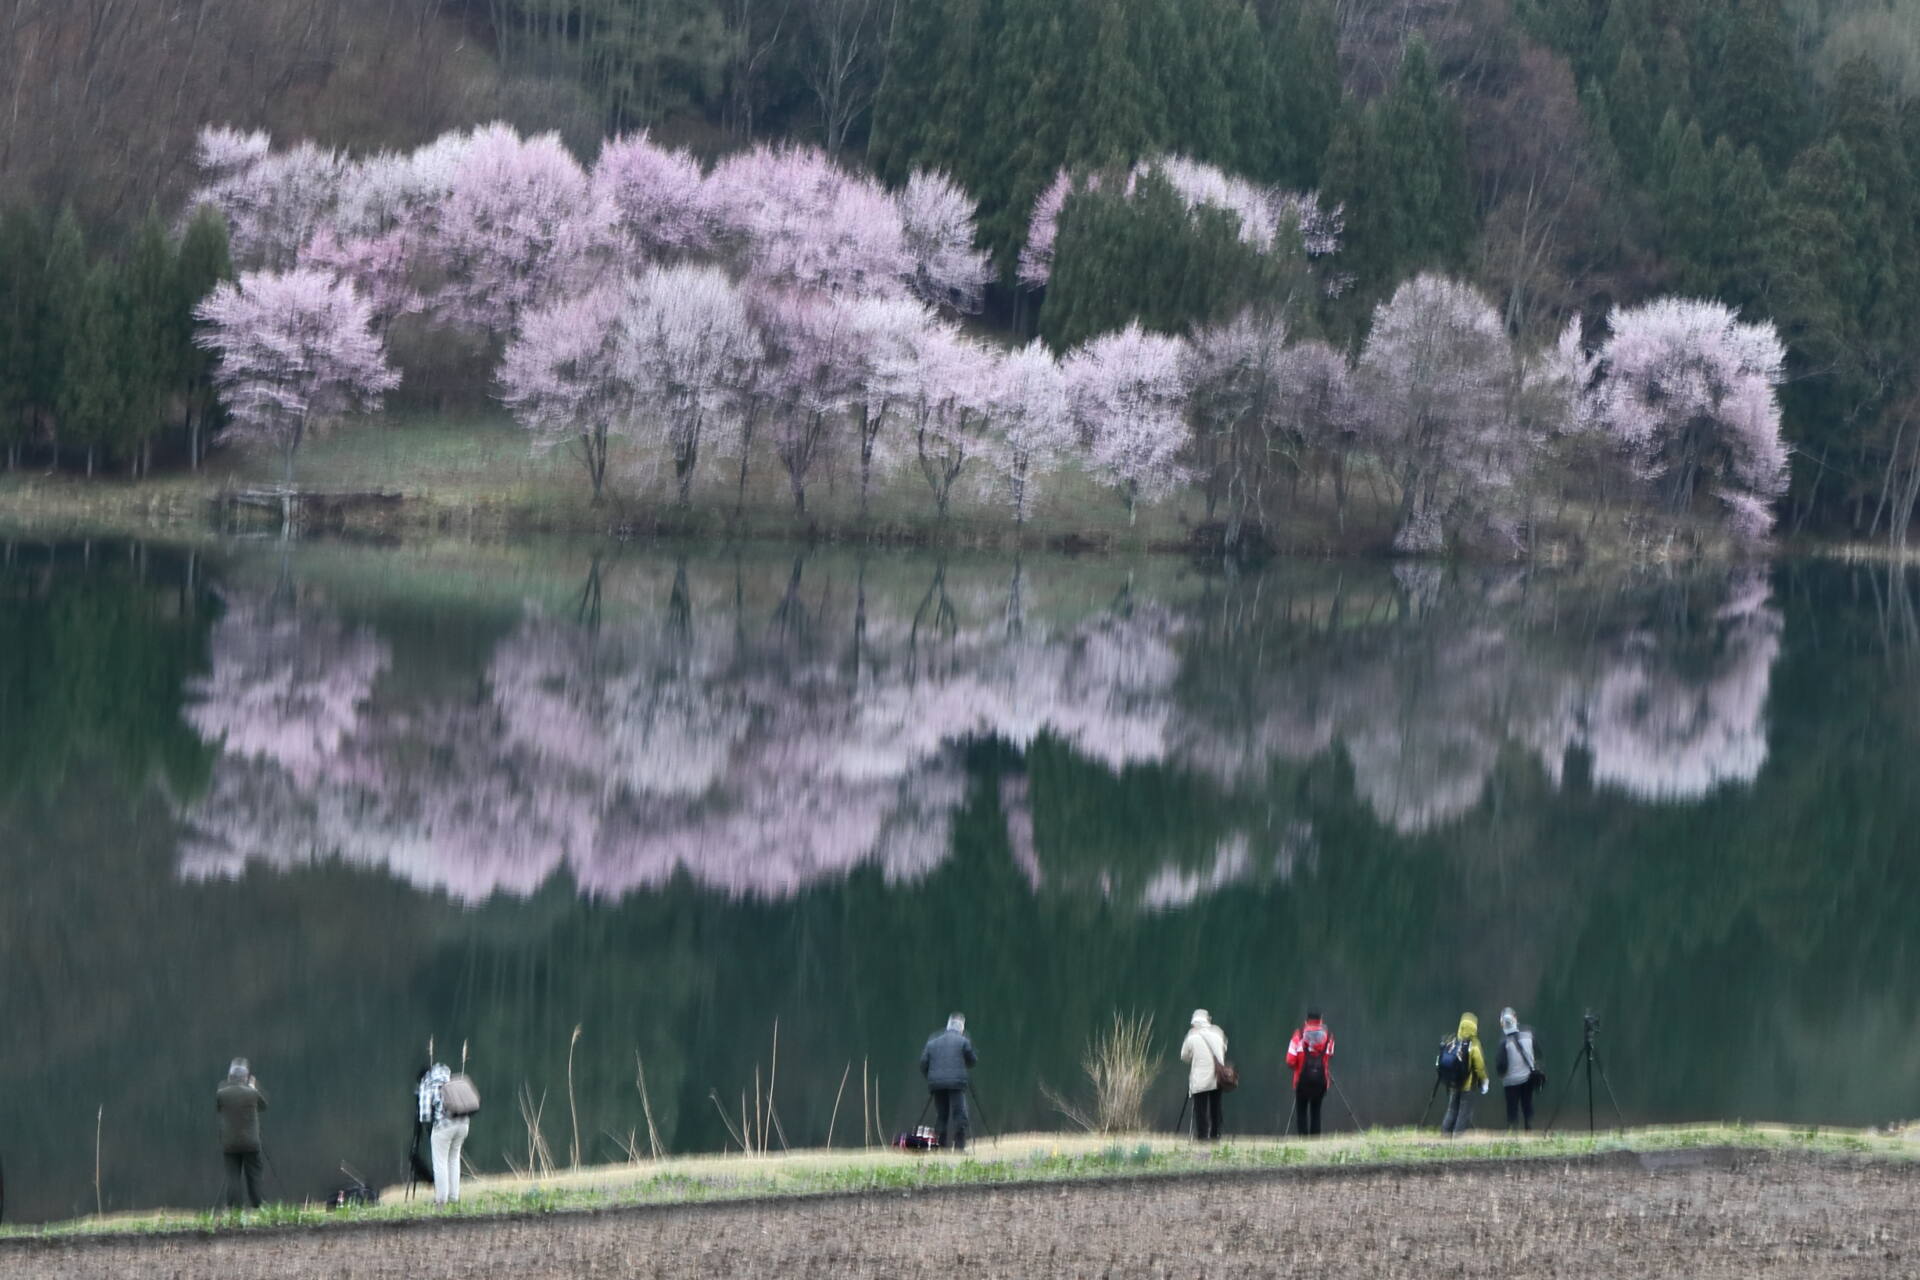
left=1190, top=1009, right=1210, bottom=1026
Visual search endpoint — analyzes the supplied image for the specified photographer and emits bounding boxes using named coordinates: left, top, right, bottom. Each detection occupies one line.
left=1494, top=1007, right=1543, bottom=1131
left=1437, top=1012, right=1487, bottom=1136
left=1285, top=1009, right=1334, bottom=1137
left=214, top=1057, right=268, bottom=1209
left=1179, top=1009, right=1229, bottom=1142
left=918, top=1014, right=977, bottom=1152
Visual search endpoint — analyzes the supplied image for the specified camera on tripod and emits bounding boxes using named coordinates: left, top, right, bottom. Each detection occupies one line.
left=1547, top=1008, right=1622, bottom=1134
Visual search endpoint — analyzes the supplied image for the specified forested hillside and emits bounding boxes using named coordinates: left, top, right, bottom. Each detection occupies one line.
left=4, top=0, right=1920, bottom=538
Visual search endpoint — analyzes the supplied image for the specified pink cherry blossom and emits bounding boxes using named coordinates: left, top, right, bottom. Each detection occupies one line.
left=1063, top=322, right=1191, bottom=522
left=592, top=131, right=717, bottom=260
left=1596, top=297, right=1788, bottom=543
left=194, top=268, right=400, bottom=486
left=897, top=169, right=992, bottom=313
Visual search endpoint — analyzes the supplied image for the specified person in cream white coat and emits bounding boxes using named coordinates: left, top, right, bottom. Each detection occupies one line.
left=1179, top=1009, right=1229, bottom=1141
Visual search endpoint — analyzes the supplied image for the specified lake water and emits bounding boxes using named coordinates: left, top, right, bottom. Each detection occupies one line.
left=2, top=536, right=1916, bottom=1223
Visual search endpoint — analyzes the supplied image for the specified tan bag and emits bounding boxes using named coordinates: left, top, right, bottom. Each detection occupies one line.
left=442, top=1073, right=481, bottom=1117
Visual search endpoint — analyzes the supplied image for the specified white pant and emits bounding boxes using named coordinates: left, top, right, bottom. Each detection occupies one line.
left=431, top=1116, right=470, bottom=1202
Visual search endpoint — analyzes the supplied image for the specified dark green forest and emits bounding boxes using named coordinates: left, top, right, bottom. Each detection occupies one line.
left=6, top=0, right=1920, bottom=530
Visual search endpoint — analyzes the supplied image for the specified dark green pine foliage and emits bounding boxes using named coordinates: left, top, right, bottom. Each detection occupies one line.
left=1515, top=0, right=1602, bottom=78
left=0, top=208, right=45, bottom=467
left=977, top=0, right=1082, bottom=278
left=1647, top=25, right=1697, bottom=134
left=1038, top=170, right=1297, bottom=351
left=1607, top=42, right=1658, bottom=179
left=1066, top=0, right=1167, bottom=168
left=1766, top=139, right=1877, bottom=517
left=174, top=206, right=234, bottom=470
left=37, top=210, right=87, bottom=465
left=1320, top=37, right=1474, bottom=320
left=1164, top=0, right=1235, bottom=167
left=1246, top=0, right=1338, bottom=190
left=59, top=263, right=139, bottom=477
left=1701, top=137, right=1775, bottom=312
left=1697, top=0, right=1805, bottom=172
left=869, top=0, right=992, bottom=187
left=122, top=210, right=178, bottom=475
left=1652, top=113, right=1715, bottom=285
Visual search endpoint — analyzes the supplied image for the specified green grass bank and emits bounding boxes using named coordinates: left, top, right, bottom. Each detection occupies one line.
left=6, top=1123, right=1913, bottom=1242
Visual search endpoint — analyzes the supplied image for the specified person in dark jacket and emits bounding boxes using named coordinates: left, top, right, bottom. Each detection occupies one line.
left=918, top=1013, right=977, bottom=1152
left=215, top=1057, right=268, bottom=1208
left=1493, top=1007, right=1543, bottom=1131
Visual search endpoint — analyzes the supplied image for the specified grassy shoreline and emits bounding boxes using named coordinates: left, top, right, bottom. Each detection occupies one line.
left=0, top=411, right=1237, bottom=557
left=0, top=409, right=1744, bottom=563
left=7, top=1123, right=1913, bottom=1243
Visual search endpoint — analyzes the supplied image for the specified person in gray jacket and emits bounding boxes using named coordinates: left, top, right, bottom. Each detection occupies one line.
left=1494, top=1007, right=1542, bottom=1131
left=919, top=1013, right=977, bottom=1152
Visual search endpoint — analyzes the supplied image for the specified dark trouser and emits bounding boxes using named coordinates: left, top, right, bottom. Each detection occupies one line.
left=1192, top=1088, right=1223, bottom=1141
left=1293, top=1083, right=1326, bottom=1136
left=223, top=1149, right=264, bottom=1208
left=1441, top=1087, right=1476, bottom=1136
left=1504, top=1080, right=1537, bottom=1130
left=932, top=1087, right=969, bottom=1152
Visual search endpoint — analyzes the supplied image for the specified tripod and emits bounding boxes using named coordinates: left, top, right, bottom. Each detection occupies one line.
left=966, top=1084, right=998, bottom=1148
left=1545, top=1015, right=1624, bottom=1134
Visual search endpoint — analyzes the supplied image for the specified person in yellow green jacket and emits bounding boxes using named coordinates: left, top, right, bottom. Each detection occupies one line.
left=1438, top=1011, right=1488, bottom=1136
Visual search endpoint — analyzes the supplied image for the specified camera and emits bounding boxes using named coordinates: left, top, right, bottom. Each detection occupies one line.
left=1583, top=1010, right=1600, bottom=1035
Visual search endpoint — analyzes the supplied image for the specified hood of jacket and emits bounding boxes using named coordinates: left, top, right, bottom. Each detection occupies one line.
left=1457, top=1012, right=1479, bottom=1041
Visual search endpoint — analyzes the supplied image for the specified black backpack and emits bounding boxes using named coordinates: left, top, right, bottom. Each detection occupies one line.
left=1297, top=1027, right=1329, bottom=1088
left=1435, top=1035, right=1472, bottom=1087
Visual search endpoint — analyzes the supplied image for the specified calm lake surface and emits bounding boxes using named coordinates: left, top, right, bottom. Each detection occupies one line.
left=2, top=535, right=1916, bottom=1222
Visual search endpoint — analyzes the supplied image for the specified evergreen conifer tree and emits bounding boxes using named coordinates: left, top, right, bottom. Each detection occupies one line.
left=175, top=206, right=234, bottom=471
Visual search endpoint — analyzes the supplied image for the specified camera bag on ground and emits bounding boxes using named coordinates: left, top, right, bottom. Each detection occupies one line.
left=1436, top=1037, right=1472, bottom=1087
left=442, top=1073, right=481, bottom=1117
left=893, top=1127, right=939, bottom=1152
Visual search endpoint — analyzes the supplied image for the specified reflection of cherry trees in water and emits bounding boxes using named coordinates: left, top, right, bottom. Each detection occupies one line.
left=177, top=555, right=1784, bottom=901
left=1177, top=567, right=1783, bottom=834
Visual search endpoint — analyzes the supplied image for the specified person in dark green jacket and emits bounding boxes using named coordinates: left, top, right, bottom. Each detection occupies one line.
left=215, top=1058, right=269, bottom=1208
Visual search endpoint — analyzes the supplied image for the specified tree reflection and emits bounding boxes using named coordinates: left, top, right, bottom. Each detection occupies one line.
left=174, top=554, right=1786, bottom=902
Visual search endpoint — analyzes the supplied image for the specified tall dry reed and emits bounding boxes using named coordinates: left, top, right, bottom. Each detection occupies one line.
left=1079, top=1012, right=1159, bottom=1132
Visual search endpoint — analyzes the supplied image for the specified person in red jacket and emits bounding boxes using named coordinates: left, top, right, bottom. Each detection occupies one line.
left=1285, top=1010, right=1334, bottom=1136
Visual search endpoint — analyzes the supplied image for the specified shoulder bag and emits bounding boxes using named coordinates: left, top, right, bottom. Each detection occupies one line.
left=1203, top=1034, right=1238, bottom=1093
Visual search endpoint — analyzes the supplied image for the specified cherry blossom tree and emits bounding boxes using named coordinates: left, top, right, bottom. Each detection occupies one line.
left=1064, top=322, right=1191, bottom=523
left=753, top=289, right=865, bottom=513
left=190, top=126, right=347, bottom=270
left=591, top=131, right=716, bottom=260
left=1353, top=274, right=1526, bottom=554
left=1595, top=298, right=1788, bottom=543
left=1186, top=311, right=1291, bottom=538
left=618, top=264, right=762, bottom=505
left=296, top=136, right=471, bottom=327
left=1018, top=169, right=1095, bottom=288
left=905, top=325, right=994, bottom=519
left=499, top=280, right=630, bottom=502
left=842, top=294, right=938, bottom=514
left=706, top=143, right=911, bottom=297
left=424, top=123, right=608, bottom=337
left=981, top=340, right=1072, bottom=527
left=194, top=269, right=400, bottom=488
left=897, top=169, right=992, bottom=313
